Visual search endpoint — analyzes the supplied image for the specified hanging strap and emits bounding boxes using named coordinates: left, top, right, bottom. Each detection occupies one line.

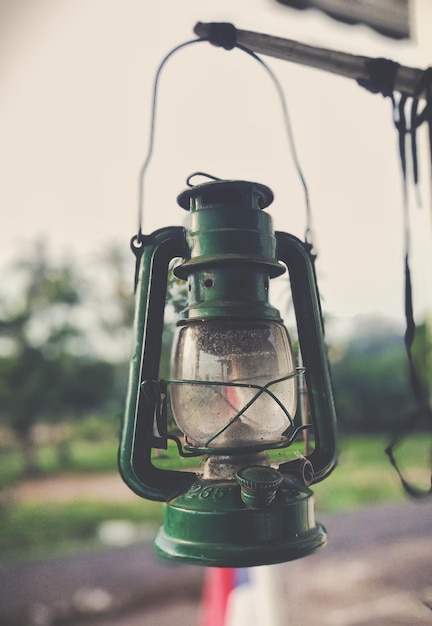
left=358, top=59, right=432, bottom=497
left=360, top=63, right=432, bottom=497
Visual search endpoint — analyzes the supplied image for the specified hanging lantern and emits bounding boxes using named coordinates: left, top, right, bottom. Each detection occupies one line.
left=119, top=178, right=337, bottom=567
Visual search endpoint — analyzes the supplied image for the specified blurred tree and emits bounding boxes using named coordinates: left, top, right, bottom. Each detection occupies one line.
left=411, top=320, right=432, bottom=403
left=90, top=243, right=135, bottom=362
left=0, top=242, right=115, bottom=475
left=330, top=318, right=414, bottom=433
left=82, top=245, right=188, bottom=433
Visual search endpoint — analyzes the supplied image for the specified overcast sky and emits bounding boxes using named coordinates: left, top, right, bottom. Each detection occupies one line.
left=1, top=0, right=431, bottom=326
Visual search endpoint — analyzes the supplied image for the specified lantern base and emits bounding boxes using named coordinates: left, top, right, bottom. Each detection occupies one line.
left=154, top=475, right=326, bottom=567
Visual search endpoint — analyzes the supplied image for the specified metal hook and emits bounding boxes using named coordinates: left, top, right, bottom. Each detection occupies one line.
left=186, top=172, right=222, bottom=187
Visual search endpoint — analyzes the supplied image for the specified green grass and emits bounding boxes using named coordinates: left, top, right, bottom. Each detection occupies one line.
left=0, top=452, right=23, bottom=490
left=0, top=431, right=429, bottom=562
left=0, top=500, right=163, bottom=562
left=0, top=433, right=205, bottom=486
left=0, top=438, right=120, bottom=484
left=314, top=434, right=431, bottom=512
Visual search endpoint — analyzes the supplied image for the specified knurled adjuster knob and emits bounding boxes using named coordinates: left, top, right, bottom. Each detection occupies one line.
left=236, top=465, right=283, bottom=508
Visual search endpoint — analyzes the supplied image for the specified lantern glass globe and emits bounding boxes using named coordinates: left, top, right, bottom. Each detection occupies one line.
left=170, top=318, right=297, bottom=448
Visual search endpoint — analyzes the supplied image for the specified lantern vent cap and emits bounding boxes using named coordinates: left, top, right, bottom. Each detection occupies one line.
left=177, top=179, right=274, bottom=212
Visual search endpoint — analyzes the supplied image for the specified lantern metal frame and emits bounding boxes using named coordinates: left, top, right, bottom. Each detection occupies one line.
left=119, top=186, right=336, bottom=500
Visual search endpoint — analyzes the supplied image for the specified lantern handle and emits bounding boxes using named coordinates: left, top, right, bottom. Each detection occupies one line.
left=276, top=232, right=337, bottom=482
left=119, top=226, right=197, bottom=502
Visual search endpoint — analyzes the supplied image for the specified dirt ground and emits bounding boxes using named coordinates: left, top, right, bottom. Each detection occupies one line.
left=14, top=472, right=137, bottom=504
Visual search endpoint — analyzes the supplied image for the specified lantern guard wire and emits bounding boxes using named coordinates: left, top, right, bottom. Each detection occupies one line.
left=168, top=370, right=300, bottom=447
left=142, top=367, right=313, bottom=456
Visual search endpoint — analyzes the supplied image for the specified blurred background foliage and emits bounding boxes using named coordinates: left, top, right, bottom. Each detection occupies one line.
left=0, top=241, right=430, bottom=561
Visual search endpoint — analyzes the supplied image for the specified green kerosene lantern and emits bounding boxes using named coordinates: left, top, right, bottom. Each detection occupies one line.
left=119, top=178, right=337, bottom=567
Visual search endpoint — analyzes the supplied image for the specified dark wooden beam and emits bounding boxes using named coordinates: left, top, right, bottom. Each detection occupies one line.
left=194, top=22, right=426, bottom=98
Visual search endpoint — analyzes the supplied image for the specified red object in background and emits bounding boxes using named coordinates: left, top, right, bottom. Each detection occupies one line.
left=200, top=568, right=236, bottom=626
